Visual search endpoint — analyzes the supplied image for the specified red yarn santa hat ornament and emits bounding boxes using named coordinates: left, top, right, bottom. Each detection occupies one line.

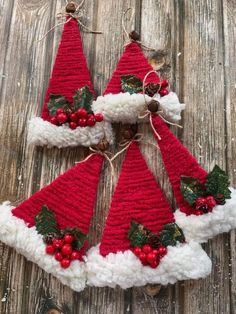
left=92, top=40, right=185, bottom=124
left=86, top=143, right=211, bottom=289
left=0, top=154, right=103, bottom=292
left=28, top=17, right=113, bottom=148
left=151, top=114, right=236, bottom=243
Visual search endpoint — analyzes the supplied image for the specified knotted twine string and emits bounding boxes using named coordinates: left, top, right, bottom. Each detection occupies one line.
left=139, top=70, right=183, bottom=140
left=75, top=147, right=115, bottom=178
left=110, top=133, right=159, bottom=162
left=35, top=1, right=102, bottom=43
left=122, top=8, right=155, bottom=51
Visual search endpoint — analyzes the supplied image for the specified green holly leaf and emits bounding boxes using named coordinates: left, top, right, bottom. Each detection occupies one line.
left=47, top=94, right=70, bottom=116
left=180, top=176, right=205, bottom=206
left=62, top=228, right=87, bottom=250
left=159, top=223, right=185, bottom=247
left=205, top=165, right=231, bottom=203
left=128, top=221, right=150, bottom=247
left=35, top=205, right=59, bottom=236
left=121, top=75, right=143, bottom=94
left=73, top=86, right=93, bottom=113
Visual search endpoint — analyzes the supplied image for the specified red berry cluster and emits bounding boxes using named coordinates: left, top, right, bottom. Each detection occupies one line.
left=50, top=108, right=104, bottom=130
left=194, top=196, right=217, bottom=215
left=45, top=234, right=82, bottom=268
left=133, top=244, right=167, bottom=268
left=159, top=80, right=169, bottom=97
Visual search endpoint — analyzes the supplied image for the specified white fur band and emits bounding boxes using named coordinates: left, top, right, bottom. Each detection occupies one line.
left=92, top=92, right=185, bottom=124
left=86, top=242, right=211, bottom=289
left=174, top=187, right=236, bottom=243
left=27, top=117, right=114, bottom=148
left=0, top=202, right=86, bottom=292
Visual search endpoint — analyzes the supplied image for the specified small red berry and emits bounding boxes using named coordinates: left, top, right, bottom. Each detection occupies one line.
left=61, top=244, right=73, bottom=256
left=195, top=197, right=207, bottom=207
left=94, top=113, right=104, bottom=122
left=77, top=108, right=88, bottom=119
left=50, top=117, right=59, bottom=125
left=70, top=112, right=78, bottom=123
left=71, top=250, right=81, bottom=260
left=158, top=246, right=167, bottom=256
left=152, top=249, right=158, bottom=255
left=146, top=252, right=157, bottom=264
left=57, top=113, right=68, bottom=124
left=56, top=108, right=65, bottom=115
left=55, top=252, right=63, bottom=261
left=195, top=210, right=203, bottom=216
left=45, top=244, right=55, bottom=255
left=78, top=118, right=87, bottom=127
left=64, top=234, right=75, bottom=244
left=139, top=252, right=147, bottom=264
left=142, top=244, right=152, bottom=254
left=60, top=258, right=71, bottom=269
left=159, top=88, right=169, bottom=97
left=87, top=116, right=96, bottom=127
left=206, top=196, right=216, bottom=209
left=150, top=260, right=159, bottom=268
left=52, top=239, right=64, bottom=249
left=161, top=80, right=169, bottom=88
left=69, top=122, right=77, bottom=130
left=133, top=247, right=142, bottom=256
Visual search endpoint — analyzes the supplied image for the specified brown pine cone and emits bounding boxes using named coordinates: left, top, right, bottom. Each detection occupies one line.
left=148, top=100, right=160, bottom=113
left=145, top=83, right=161, bottom=97
left=148, top=234, right=161, bottom=248
left=43, top=232, right=59, bottom=244
left=94, top=139, right=109, bottom=152
left=66, top=3, right=76, bottom=13
left=121, top=124, right=138, bottom=140
left=129, top=30, right=140, bottom=41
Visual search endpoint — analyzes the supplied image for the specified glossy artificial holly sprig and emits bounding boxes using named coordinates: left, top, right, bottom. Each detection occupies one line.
left=47, top=86, right=104, bottom=129
left=35, top=206, right=87, bottom=268
left=121, top=75, right=169, bottom=96
left=180, top=165, right=231, bottom=215
left=128, top=221, right=185, bottom=268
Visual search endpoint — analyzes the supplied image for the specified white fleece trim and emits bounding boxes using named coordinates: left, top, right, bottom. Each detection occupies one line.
left=153, top=92, right=186, bottom=122
left=86, top=242, right=211, bottom=289
left=92, top=92, right=185, bottom=124
left=27, top=117, right=114, bottom=148
left=174, top=187, right=236, bottom=243
left=0, top=202, right=86, bottom=292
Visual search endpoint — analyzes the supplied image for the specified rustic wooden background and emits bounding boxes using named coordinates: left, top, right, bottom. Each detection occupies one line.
left=0, top=0, right=235, bottom=313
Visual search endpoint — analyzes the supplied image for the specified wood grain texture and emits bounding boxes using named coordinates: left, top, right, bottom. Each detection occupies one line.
left=0, top=0, right=235, bottom=313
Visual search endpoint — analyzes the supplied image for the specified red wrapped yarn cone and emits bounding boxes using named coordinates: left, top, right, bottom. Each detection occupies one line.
left=151, top=114, right=236, bottom=243
left=86, top=143, right=211, bottom=289
left=0, top=154, right=103, bottom=292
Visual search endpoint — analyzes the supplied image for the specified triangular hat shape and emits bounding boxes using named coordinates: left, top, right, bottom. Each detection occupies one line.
left=104, top=42, right=160, bottom=95
left=28, top=17, right=113, bottom=148
left=86, top=143, right=211, bottom=289
left=92, top=41, right=185, bottom=124
left=41, top=17, right=95, bottom=121
left=100, top=142, right=174, bottom=256
left=0, top=154, right=103, bottom=292
left=151, top=114, right=236, bottom=243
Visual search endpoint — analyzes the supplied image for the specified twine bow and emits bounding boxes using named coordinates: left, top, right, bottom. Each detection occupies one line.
left=122, top=8, right=155, bottom=51
left=75, top=147, right=115, bottom=178
left=36, top=1, right=101, bottom=43
left=111, top=133, right=159, bottom=162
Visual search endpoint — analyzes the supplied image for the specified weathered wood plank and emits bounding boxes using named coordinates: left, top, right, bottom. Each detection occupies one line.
left=222, top=1, right=236, bottom=313
left=181, top=1, right=231, bottom=314
left=0, top=0, right=235, bottom=313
